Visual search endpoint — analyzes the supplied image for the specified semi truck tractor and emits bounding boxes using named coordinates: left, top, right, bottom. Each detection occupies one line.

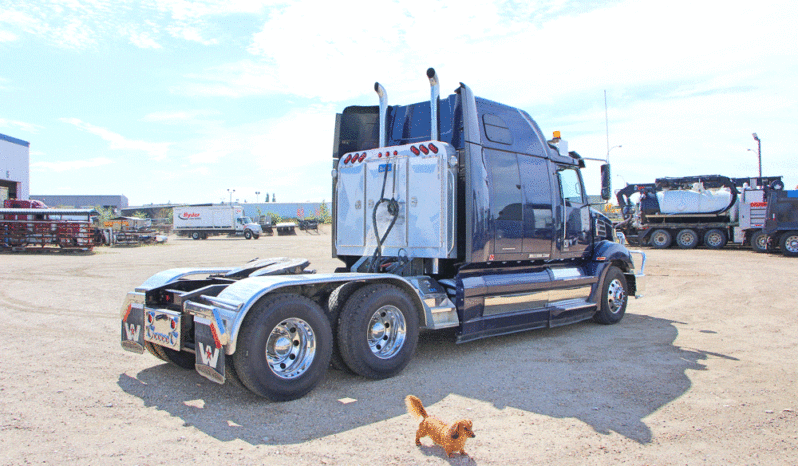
left=615, top=175, right=784, bottom=251
left=762, top=189, right=798, bottom=256
left=173, top=204, right=262, bottom=240
left=121, top=69, right=645, bottom=401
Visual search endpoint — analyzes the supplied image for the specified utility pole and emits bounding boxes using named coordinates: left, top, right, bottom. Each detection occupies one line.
left=752, top=133, right=762, bottom=179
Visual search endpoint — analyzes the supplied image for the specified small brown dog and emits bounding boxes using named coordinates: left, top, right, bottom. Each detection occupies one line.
left=405, top=395, right=475, bottom=457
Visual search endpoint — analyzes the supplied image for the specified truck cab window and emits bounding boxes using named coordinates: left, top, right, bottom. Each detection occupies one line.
left=558, top=168, right=584, bottom=205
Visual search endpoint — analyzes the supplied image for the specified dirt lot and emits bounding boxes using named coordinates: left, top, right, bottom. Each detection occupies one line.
left=1, top=227, right=796, bottom=465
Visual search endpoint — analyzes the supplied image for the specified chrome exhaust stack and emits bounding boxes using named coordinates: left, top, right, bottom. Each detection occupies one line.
left=427, top=68, right=440, bottom=141
left=374, top=82, right=388, bottom=148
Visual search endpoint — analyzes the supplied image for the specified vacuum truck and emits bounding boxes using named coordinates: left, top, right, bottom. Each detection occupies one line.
left=120, top=69, right=645, bottom=401
left=615, top=175, right=784, bottom=251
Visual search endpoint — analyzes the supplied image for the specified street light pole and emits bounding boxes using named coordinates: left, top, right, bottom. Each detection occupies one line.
left=751, top=133, right=762, bottom=179
left=255, top=191, right=260, bottom=203
left=227, top=188, right=235, bottom=204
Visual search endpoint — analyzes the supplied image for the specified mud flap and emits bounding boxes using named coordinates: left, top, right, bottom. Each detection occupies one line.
left=194, top=317, right=226, bottom=384
left=121, top=303, right=145, bottom=354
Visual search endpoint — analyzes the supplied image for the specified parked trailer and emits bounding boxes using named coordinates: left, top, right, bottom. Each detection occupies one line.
left=0, top=207, right=95, bottom=251
left=173, top=205, right=262, bottom=240
left=615, top=175, right=784, bottom=250
left=121, top=69, right=645, bottom=401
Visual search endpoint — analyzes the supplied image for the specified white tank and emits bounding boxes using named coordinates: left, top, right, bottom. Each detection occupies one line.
left=656, top=186, right=733, bottom=214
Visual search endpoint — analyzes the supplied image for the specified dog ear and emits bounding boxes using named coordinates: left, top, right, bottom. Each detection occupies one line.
left=448, top=422, right=461, bottom=440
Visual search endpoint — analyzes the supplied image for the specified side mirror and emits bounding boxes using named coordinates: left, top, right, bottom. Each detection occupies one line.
left=600, top=164, right=612, bottom=201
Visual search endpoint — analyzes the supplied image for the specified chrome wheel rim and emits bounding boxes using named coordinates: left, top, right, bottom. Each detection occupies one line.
left=755, top=234, right=768, bottom=249
left=785, top=235, right=798, bottom=253
left=367, top=305, right=406, bottom=359
left=607, top=279, right=626, bottom=314
left=266, top=318, right=316, bottom=379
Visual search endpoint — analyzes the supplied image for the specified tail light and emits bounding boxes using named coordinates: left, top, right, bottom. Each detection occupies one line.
left=410, top=146, right=420, bottom=156
left=419, top=145, right=429, bottom=155
left=358, top=153, right=367, bottom=162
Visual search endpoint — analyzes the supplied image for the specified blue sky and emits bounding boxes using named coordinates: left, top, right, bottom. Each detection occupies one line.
left=1, top=0, right=796, bottom=206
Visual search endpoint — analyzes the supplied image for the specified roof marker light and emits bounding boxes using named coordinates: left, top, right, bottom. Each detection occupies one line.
left=344, top=154, right=352, bottom=164
left=420, top=144, right=429, bottom=155
left=429, top=143, right=438, bottom=154
left=358, top=153, right=367, bottom=162
left=410, top=146, right=420, bottom=156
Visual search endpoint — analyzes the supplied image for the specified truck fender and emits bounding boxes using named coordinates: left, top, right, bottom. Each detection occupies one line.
left=590, top=240, right=638, bottom=298
left=196, top=273, right=431, bottom=356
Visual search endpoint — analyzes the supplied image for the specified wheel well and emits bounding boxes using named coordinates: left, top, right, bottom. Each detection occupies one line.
left=611, top=259, right=636, bottom=296
left=244, top=278, right=427, bottom=327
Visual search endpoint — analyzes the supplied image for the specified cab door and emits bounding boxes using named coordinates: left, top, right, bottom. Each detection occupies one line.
left=555, top=166, right=591, bottom=259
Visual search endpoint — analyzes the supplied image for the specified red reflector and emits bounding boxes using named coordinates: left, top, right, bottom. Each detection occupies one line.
left=358, top=153, right=367, bottom=162
left=419, top=145, right=429, bottom=155
left=410, top=146, right=420, bottom=155
left=429, top=143, right=438, bottom=154
left=378, top=152, right=383, bottom=158
left=170, top=319, right=177, bottom=330
left=393, top=150, right=398, bottom=156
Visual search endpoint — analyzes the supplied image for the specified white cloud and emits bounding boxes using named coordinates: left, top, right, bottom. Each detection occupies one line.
left=141, top=109, right=219, bottom=123
left=32, top=157, right=113, bottom=172
left=0, top=30, right=17, bottom=42
left=60, top=118, right=171, bottom=160
left=0, top=118, right=42, bottom=134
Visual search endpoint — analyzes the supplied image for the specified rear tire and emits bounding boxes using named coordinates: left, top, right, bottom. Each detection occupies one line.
left=593, top=266, right=628, bottom=325
left=191, top=232, right=201, bottom=240
left=751, top=231, right=769, bottom=253
left=232, top=293, right=332, bottom=401
left=649, top=229, right=672, bottom=249
left=337, top=284, right=419, bottom=379
left=780, top=231, right=798, bottom=257
left=703, top=229, right=727, bottom=249
left=326, top=283, right=361, bottom=373
left=676, top=229, right=699, bottom=249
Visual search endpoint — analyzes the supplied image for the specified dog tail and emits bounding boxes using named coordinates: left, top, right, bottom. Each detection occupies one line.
left=405, top=395, right=428, bottom=419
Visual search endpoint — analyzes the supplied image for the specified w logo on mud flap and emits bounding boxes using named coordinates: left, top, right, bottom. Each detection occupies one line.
left=198, top=343, right=220, bottom=368
left=124, top=323, right=141, bottom=341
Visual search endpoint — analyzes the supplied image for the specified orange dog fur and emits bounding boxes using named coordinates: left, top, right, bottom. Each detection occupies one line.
left=405, top=395, right=475, bottom=457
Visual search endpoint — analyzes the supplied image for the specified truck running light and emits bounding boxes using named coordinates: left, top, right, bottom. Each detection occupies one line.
left=428, top=143, right=438, bottom=154
left=378, top=152, right=383, bottom=158
left=393, top=150, right=398, bottom=156
left=358, top=153, right=367, bottom=162
left=420, top=145, right=429, bottom=155
left=344, top=154, right=352, bottom=164
left=410, top=146, right=420, bottom=156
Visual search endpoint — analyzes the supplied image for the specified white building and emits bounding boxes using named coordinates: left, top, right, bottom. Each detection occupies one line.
left=0, top=133, right=30, bottom=201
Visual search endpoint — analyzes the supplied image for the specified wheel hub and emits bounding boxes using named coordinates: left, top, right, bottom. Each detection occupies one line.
left=786, top=236, right=798, bottom=253
left=607, top=279, right=626, bottom=314
left=367, top=305, right=406, bottom=359
left=265, top=318, right=316, bottom=379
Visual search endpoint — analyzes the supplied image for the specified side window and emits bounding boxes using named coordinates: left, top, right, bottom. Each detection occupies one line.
left=487, top=149, right=522, bottom=221
left=482, top=114, right=513, bottom=145
left=558, top=168, right=584, bottom=204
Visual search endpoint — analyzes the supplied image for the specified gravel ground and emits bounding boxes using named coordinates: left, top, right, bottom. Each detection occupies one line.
left=1, top=227, right=796, bottom=465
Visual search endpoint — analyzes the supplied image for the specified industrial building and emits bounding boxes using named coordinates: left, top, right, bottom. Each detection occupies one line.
left=0, top=133, right=30, bottom=201
left=31, top=194, right=129, bottom=211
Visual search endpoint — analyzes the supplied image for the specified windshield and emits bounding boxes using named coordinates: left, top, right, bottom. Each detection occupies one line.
left=240, top=217, right=253, bottom=224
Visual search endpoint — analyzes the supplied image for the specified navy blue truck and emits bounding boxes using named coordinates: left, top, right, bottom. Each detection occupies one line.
left=121, top=69, right=645, bottom=401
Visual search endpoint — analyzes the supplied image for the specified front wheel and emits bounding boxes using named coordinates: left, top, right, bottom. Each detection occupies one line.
left=780, top=231, right=798, bottom=257
left=244, top=230, right=253, bottom=240
left=337, top=284, right=419, bottom=379
left=593, top=266, right=628, bottom=325
left=751, top=231, right=769, bottom=253
left=232, top=293, right=332, bottom=401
